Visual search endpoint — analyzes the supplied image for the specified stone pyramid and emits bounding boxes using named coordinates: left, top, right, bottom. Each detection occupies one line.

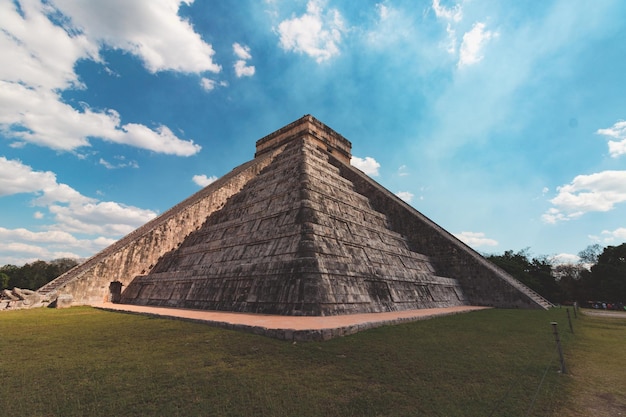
left=39, top=115, right=551, bottom=313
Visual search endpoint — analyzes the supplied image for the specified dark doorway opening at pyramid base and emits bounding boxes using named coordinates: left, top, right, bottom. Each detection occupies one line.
left=109, top=281, right=123, bottom=303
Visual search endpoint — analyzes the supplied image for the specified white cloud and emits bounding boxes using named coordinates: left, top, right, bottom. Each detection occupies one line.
left=200, top=78, right=217, bottom=91
left=377, top=4, right=390, bottom=21
left=233, top=42, right=252, bottom=60
left=193, top=174, right=218, bottom=187
left=276, top=0, right=345, bottom=63
left=0, top=157, right=156, bottom=238
left=431, top=0, right=463, bottom=54
left=543, top=170, right=626, bottom=223
left=432, top=2, right=499, bottom=66
left=0, top=227, right=110, bottom=265
left=234, top=60, right=256, bottom=78
left=551, top=253, right=580, bottom=265
left=52, top=0, right=221, bottom=74
left=0, top=83, right=201, bottom=154
left=0, top=157, right=93, bottom=208
left=604, top=227, right=626, bottom=239
left=99, top=159, right=117, bottom=170
left=429, top=0, right=620, bottom=160
left=33, top=182, right=93, bottom=207
left=432, top=0, right=463, bottom=23
left=200, top=78, right=227, bottom=91
left=99, top=156, right=138, bottom=169
left=351, top=156, right=380, bottom=176
left=542, top=208, right=568, bottom=224
left=608, top=141, right=626, bottom=158
left=232, top=43, right=255, bottom=77
left=0, top=157, right=55, bottom=197
left=0, top=241, right=79, bottom=262
left=591, top=227, right=626, bottom=246
left=458, top=22, right=498, bottom=67
left=365, top=3, right=418, bottom=48
left=0, top=1, right=204, bottom=156
left=94, top=236, right=118, bottom=247
left=444, top=23, right=458, bottom=54
left=0, top=0, right=100, bottom=91
left=0, top=228, right=78, bottom=245
left=47, top=202, right=154, bottom=236
left=597, top=120, right=626, bottom=158
left=396, top=191, right=414, bottom=203
left=397, top=165, right=409, bottom=177
left=454, top=231, right=498, bottom=247
left=116, top=124, right=201, bottom=156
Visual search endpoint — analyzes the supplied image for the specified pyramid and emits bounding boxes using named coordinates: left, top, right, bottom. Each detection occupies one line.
left=39, top=115, right=551, bottom=314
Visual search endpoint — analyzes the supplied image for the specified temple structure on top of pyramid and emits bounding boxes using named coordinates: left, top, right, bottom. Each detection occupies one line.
left=36, top=115, right=552, bottom=314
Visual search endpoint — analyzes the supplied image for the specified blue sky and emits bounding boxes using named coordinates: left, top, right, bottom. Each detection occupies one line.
left=2, top=0, right=626, bottom=266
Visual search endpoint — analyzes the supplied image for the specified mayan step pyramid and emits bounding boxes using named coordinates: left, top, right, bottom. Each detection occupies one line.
left=38, top=115, right=551, bottom=313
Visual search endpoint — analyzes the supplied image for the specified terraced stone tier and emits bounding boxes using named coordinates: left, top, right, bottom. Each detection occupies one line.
left=121, top=137, right=468, bottom=315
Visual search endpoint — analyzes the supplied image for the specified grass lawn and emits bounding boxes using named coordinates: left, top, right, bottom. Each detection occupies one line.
left=556, top=309, right=626, bottom=417
left=0, top=306, right=619, bottom=416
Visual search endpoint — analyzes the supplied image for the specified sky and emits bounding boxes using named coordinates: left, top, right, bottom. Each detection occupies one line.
left=2, top=0, right=626, bottom=267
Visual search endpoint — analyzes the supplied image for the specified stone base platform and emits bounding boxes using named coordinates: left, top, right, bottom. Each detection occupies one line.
left=92, top=303, right=490, bottom=341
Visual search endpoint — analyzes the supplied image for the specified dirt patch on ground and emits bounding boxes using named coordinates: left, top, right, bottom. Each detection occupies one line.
left=583, top=309, right=626, bottom=318
left=580, top=392, right=626, bottom=417
left=557, top=310, right=626, bottom=417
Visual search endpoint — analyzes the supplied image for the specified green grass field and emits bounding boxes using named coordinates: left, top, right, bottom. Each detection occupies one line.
left=0, top=306, right=623, bottom=416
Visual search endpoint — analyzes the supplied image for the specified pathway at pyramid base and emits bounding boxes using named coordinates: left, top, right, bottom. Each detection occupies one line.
left=120, top=138, right=469, bottom=316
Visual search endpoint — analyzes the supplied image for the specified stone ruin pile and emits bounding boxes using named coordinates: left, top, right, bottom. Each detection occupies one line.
left=1, top=288, right=72, bottom=310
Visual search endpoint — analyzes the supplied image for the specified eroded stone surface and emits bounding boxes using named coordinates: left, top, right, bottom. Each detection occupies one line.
left=34, top=115, right=551, bottom=315
left=121, top=138, right=468, bottom=315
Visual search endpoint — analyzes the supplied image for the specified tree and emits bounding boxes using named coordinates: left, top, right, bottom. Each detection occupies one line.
left=486, top=249, right=560, bottom=302
left=589, top=243, right=626, bottom=302
left=0, top=264, right=19, bottom=289
left=578, top=244, right=602, bottom=266
left=0, top=258, right=79, bottom=291
left=552, top=263, right=588, bottom=303
left=550, top=244, right=607, bottom=304
left=0, top=272, right=9, bottom=290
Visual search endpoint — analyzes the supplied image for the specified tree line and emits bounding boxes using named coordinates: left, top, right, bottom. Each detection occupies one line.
left=486, top=243, right=626, bottom=307
left=0, top=258, right=79, bottom=291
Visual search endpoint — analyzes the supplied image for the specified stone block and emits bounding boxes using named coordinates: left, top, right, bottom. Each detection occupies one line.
left=55, top=294, right=73, bottom=309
